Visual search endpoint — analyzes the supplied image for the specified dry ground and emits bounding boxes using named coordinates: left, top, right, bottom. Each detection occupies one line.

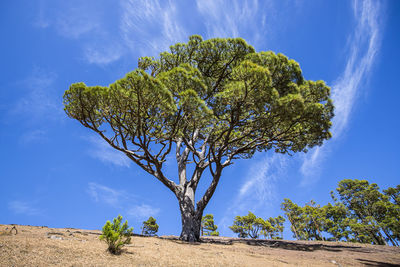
left=1, top=224, right=399, bottom=266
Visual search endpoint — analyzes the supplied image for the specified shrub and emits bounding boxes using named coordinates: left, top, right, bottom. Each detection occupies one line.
left=99, top=215, right=133, bottom=254
left=141, top=216, right=159, bottom=236
left=201, top=214, right=219, bottom=236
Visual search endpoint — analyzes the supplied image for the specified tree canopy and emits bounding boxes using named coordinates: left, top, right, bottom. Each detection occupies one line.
left=63, top=35, right=334, bottom=242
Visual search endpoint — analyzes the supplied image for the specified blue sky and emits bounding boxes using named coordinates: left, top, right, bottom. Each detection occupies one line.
left=1, top=0, right=399, bottom=238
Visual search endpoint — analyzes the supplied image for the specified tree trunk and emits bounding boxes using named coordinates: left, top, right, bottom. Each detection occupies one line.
left=287, top=214, right=299, bottom=240
left=177, top=186, right=203, bottom=242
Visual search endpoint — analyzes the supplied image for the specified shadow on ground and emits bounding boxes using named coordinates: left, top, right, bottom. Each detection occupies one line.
left=357, top=259, right=400, bottom=267
left=160, top=235, right=385, bottom=254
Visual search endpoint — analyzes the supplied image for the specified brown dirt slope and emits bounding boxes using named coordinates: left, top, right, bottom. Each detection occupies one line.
left=1, top=224, right=399, bottom=266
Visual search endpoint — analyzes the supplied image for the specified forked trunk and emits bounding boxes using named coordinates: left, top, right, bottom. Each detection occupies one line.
left=177, top=187, right=203, bottom=242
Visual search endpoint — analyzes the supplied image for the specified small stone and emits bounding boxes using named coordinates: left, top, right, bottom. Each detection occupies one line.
left=49, top=235, right=63, bottom=240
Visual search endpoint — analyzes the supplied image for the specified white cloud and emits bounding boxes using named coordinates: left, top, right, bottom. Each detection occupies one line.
left=300, top=0, right=382, bottom=183
left=87, top=182, right=127, bottom=206
left=127, top=204, right=160, bottom=219
left=19, top=129, right=47, bottom=144
left=120, top=0, right=187, bottom=56
left=87, top=182, right=159, bottom=220
left=12, top=68, right=61, bottom=123
left=238, top=154, right=286, bottom=200
left=8, top=200, right=41, bottom=216
left=84, top=43, right=123, bottom=65
left=331, top=0, right=381, bottom=137
left=86, top=136, right=131, bottom=167
left=196, top=0, right=271, bottom=46
left=33, top=0, right=49, bottom=28
left=219, top=154, right=287, bottom=235
left=54, top=2, right=101, bottom=39
left=34, top=1, right=123, bottom=65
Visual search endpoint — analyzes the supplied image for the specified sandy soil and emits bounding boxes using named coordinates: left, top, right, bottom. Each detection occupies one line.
left=1, top=224, right=399, bottom=266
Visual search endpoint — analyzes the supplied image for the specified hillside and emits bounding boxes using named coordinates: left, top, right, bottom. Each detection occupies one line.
left=1, top=224, right=399, bottom=266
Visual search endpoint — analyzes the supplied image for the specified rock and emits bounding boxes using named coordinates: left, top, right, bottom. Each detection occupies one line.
left=49, top=235, right=63, bottom=240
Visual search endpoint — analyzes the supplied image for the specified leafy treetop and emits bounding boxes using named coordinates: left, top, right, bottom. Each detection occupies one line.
left=63, top=35, right=333, bottom=197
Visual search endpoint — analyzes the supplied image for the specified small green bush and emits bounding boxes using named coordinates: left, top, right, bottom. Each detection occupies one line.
left=99, top=215, right=133, bottom=254
left=141, top=216, right=159, bottom=236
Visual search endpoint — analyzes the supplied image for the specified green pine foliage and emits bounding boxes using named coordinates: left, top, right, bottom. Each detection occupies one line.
left=281, top=179, right=400, bottom=246
left=280, top=199, right=304, bottom=240
left=99, top=215, right=133, bottom=254
left=141, top=217, right=159, bottom=236
left=230, top=212, right=272, bottom=239
left=201, top=214, right=219, bottom=236
left=265, top=216, right=285, bottom=240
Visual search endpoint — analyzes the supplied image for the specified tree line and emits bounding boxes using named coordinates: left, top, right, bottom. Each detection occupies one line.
left=228, top=179, right=399, bottom=246
left=281, top=179, right=399, bottom=246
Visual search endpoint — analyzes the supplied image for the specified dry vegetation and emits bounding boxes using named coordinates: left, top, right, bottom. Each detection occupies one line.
left=1, top=224, right=400, bottom=266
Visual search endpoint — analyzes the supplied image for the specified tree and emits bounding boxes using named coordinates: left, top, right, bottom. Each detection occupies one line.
left=99, top=215, right=133, bottom=254
left=263, top=216, right=285, bottom=239
left=201, top=214, right=219, bottom=236
left=323, top=201, right=351, bottom=242
left=382, top=185, right=400, bottom=246
left=336, top=179, right=387, bottom=245
left=63, top=35, right=334, bottom=242
left=141, top=216, right=159, bottom=236
left=230, top=211, right=270, bottom=239
left=302, top=200, right=325, bottom=241
left=281, top=199, right=304, bottom=240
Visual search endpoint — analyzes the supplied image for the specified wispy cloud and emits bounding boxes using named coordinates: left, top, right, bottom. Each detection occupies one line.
left=83, top=43, right=123, bottom=65
left=87, top=182, right=159, bottom=220
left=219, top=154, right=287, bottom=235
left=54, top=1, right=101, bottom=39
left=34, top=1, right=122, bottom=65
left=127, top=204, right=160, bottom=220
left=33, top=0, right=50, bottom=29
left=35, top=0, right=274, bottom=65
left=19, top=129, right=47, bottom=144
left=120, top=0, right=187, bottom=56
left=196, top=0, right=272, bottom=46
left=8, top=200, right=41, bottom=216
left=12, top=68, right=61, bottom=123
left=86, top=136, right=131, bottom=167
left=87, top=182, right=127, bottom=206
left=300, top=0, right=382, bottom=184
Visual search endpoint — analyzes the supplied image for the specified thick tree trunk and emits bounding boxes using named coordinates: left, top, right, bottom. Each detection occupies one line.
left=177, top=186, right=203, bottom=242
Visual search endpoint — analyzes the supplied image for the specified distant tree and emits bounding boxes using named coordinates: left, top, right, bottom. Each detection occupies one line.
left=281, top=180, right=399, bottom=246
left=323, top=199, right=351, bottom=242
left=201, top=214, right=219, bottom=236
left=336, top=179, right=387, bottom=245
left=383, top=186, right=400, bottom=245
left=230, top=212, right=270, bottom=239
left=282, top=199, right=325, bottom=241
left=272, top=215, right=285, bottom=239
left=141, top=216, right=159, bottom=236
left=99, top=215, right=133, bottom=254
left=302, top=200, right=325, bottom=241
left=281, top=199, right=304, bottom=240
left=263, top=216, right=285, bottom=239
left=63, top=35, right=334, bottom=242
